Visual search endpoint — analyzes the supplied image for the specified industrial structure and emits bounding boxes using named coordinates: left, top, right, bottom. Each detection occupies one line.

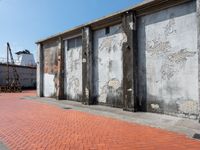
left=36, top=0, right=200, bottom=121
left=0, top=43, right=36, bottom=91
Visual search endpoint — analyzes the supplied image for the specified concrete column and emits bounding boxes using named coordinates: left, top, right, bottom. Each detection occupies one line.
left=122, top=11, right=138, bottom=112
left=82, top=27, right=93, bottom=105
left=37, top=43, right=44, bottom=97
left=197, top=0, right=200, bottom=122
left=57, top=37, right=65, bottom=100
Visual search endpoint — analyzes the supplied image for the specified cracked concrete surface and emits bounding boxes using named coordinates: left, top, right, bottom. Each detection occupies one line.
left=23, top=96, right=200, bottom=140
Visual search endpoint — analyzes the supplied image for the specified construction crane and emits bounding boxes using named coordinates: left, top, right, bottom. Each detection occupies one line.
left=0, top=43, right=22, bottom=93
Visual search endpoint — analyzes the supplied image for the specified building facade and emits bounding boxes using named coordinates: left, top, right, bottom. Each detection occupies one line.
left=36, top=0, right=200, bottom=121
left=0, top=49, right=36, bottom=89
left=0, top=64, right=36, bottom=89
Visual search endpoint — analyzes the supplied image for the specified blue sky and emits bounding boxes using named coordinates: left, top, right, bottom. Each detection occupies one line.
left=0, top=0, right=142, bottom=59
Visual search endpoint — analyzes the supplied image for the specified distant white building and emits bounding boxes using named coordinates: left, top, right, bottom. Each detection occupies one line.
left=15, top=50, right=36, bottom=66
left=0, top=49, right=36, bottom=89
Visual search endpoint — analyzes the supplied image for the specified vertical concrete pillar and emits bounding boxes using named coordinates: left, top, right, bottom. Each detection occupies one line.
left=122, top=11, right=138, bottom=112
left=57, top=37, right=65, bottom=100
left=82, top=27, right=93, bottom=105
left=197, top=0, right=200, bottom=122
left=37, top=43, right=44, bottom=97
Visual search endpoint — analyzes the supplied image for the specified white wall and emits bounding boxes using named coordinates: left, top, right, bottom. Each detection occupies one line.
left=138, top=1, right=199, bottom=117
left=93, top=24, right=127, bottom=105
left=43, top=74, right=56, bottom=97
left=16, top=54, right=36, bottom=66
left=64, top=39, right=82, bottom=100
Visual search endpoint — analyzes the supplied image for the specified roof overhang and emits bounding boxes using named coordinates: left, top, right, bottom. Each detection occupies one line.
left=36, top=0, right=193, bottom=44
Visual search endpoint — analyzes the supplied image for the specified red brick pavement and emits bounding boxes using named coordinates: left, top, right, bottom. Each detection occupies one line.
left=0, top=91, right=200, bottom=150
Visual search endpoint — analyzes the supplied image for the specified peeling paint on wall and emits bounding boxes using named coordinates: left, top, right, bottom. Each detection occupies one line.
left=164, top=17, right=177, bottom=36
left=108, top=79, right=121, bottom=90
left=147, top=39, right=171, bottom=56
left=85, top=87, right=89, bottom=99
left=161, top=49, right=196, bottom=80
left=43, top=40, right=59, bottom=97
left=178, top=100, right=199, bottom=115
left=138, top=1, right=199, bottom=118
left=37, top=0, right=200, bottom=120
left=64, top=38, right=82, bottom=101
left=94, top=24, right=127, bottom=106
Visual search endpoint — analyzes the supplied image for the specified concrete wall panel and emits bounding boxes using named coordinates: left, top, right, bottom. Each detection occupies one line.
left=138, top=1, right=199, bottom=118
left=0, top=64, right=36, bottom=88
left=93, top=24, right=127, bottom=107
left=43, top=74, right=56, bottom=97
left=64, top=39, right=82, bottom=101
left=43, top=40, right=59, bottom=97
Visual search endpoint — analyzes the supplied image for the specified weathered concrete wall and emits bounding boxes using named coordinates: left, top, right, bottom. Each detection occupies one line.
left=93, top=24, right=127, bottom=107
left=0, top=64, right=36, bottom=88
left=37, top=0, right=200, bottom=120
left=37, top=44, right=43, bottom=97
left=138, top=1, right=199, bottom=119
left=64, top=37, right=82, bottom=101
left=197, top=0, right=200, bottom=122
left=43, top=40, right=59, bottom=97
left=122, top=11, right=138, bottom=112
left=82, top=27, right=93, bottom=104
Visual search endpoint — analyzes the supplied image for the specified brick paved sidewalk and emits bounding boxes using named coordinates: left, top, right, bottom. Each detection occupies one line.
left=0, top=91, right=200, bottom=150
